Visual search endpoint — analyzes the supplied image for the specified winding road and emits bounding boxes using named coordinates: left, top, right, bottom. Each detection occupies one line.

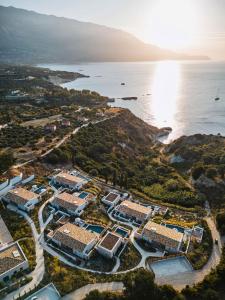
left=3, top=205, right=45, bottom=300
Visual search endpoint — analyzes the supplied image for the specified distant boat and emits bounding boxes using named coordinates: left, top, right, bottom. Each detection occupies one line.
left=215, top=88, right=220, bottom=101
left=121, top=82, right=125, bottom=85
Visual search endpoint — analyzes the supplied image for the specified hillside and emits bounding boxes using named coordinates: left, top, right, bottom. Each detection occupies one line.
left=46, top=110, right=201, bottom=207
left=166, top=134, right=225, bottom=207
left=0, top=6, right=209, bottom=64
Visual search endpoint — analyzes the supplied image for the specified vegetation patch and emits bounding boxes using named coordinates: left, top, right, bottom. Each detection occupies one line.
left=118, top=242, right=141, bottom=272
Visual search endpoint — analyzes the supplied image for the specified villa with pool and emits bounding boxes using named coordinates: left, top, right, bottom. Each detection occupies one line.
left=48, top=223, right=99, bottom=260
left=3, top=187, right=40, bottom=212
left=114, top=200, right=152, bottom=224
left=140, top=221, right=184, bottom=252
left=51, top=192, right=87, bottom=216
left=53, top=172, right=87, bottom=190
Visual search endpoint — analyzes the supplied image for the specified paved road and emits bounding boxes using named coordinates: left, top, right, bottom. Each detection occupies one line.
left=62, top=282, right=124, bottom=300
left=155, top=217, right=223, bottom=291
left=3, top=206, right=45, bottom=300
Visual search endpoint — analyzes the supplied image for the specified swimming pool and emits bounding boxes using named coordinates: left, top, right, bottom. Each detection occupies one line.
left=25, top=283, right=60, bottom=300
left=161, top=223, right=185, bottom=233
left=79, top=192, right=89, bottom=199
left=150, top=256, right=193, bottom=277
left=86, top=224, right=105, bottom=234
left=115, top=227, right=129, bottom=238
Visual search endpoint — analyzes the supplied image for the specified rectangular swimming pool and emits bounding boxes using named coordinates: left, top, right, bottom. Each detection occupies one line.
left=25, top=283, right=60, bottom=300
left=86, top=224, right=105, bottom=234
left=79, top=192, right=89, bottom=199
left=161, top=223, right=185, bottom=233
left=115, top=227, right=129, bottom=238
left=150, top=256, right=193, bottom=277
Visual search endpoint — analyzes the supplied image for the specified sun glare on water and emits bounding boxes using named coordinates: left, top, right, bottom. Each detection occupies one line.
left=147, top=0, right=198, bottom=51
left=150, top=61, right=181, bottom=128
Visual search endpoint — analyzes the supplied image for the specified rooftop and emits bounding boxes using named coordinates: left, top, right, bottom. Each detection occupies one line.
left=0, top=243, right=27, bottom=276
left=55, top=172, right=86, bottom=186
left=5, top=187, right=38, bottom=206
left=52, top=223, right=97, bottom=252
left=104, top=192, right=120, bottom=202
left=117, top=200, right=152, bottom=221
left=99, top=232, right=121, bottom=251
left=52, top=192, right=86, bottom=211
left=0, top=216, right=13, bottom=246
left=144, top=221, right=183, bottom=242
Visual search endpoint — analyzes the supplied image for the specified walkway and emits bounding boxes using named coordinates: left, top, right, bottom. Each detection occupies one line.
left=62, top=282, right=124, bottom=300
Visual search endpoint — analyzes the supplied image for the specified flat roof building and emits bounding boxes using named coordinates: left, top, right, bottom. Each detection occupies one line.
left=97, top=232, right=123, bottom=258
left=102, top=192, right=120, bottom=207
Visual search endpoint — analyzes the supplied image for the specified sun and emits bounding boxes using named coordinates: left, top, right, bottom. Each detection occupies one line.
left=147, top=0, right=198, bottom=51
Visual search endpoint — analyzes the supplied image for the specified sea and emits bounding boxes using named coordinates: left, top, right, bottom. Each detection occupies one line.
left=40, top=61, right=225, bottom=143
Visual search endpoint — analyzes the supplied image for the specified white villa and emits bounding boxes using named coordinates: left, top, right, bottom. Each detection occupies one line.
left=0, top=242, right=29, bottom=282
left=141, top=221, right=184, bottom=252
left=101, top=192, right=120, bottom=207
left=51, top=192, right=87, bottom=216
left=115, top=200, right=152, bottom=223
left=0, top=216, right=13, bottom=249
left=3, top=187, right=40, bottom=211
left=53, top=172, right=87, bottom=190
left=97, top=232, right=123, bottom=258
left=48, top=223, right=98, bottom=260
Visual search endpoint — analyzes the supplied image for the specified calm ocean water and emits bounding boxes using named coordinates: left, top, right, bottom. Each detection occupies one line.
left=40, top=61, right=225, bottom=142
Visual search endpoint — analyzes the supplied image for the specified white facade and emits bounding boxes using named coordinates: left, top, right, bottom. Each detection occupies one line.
left=97, top=238, right=122, bottom=259
left=52, top=201, right=87, bottom=216
left=51, top=236, right=97, bottom=260
left=0, top=243, right=29, bottom=282
left=101, top=192, right=120, bottom=207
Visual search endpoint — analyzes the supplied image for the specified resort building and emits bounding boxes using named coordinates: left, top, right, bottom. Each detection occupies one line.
left=51, top=192, right=87, bottom=216
left=3, top=187, right=40, bottom=211
left=53, top=172, right=87, bottom=190
left=142, top=221, right=184, bottom=252
left=48, top=223, right=98, bottom=260
left=0, top=242, right=29, bottom=282
left=0, top=216, right=13, bottom=249
left=115, top=200, right=152, bottom=223
left=97, top=232, right=123, bottom=258
left=102, top=192, right=120, bottom=207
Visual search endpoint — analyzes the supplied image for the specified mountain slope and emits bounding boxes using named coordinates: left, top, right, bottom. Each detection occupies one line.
left=0, top=6, right=208, bottom=63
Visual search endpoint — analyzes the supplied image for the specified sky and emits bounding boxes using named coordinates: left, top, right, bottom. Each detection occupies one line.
left=1, top=0, right=225, bottom=59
